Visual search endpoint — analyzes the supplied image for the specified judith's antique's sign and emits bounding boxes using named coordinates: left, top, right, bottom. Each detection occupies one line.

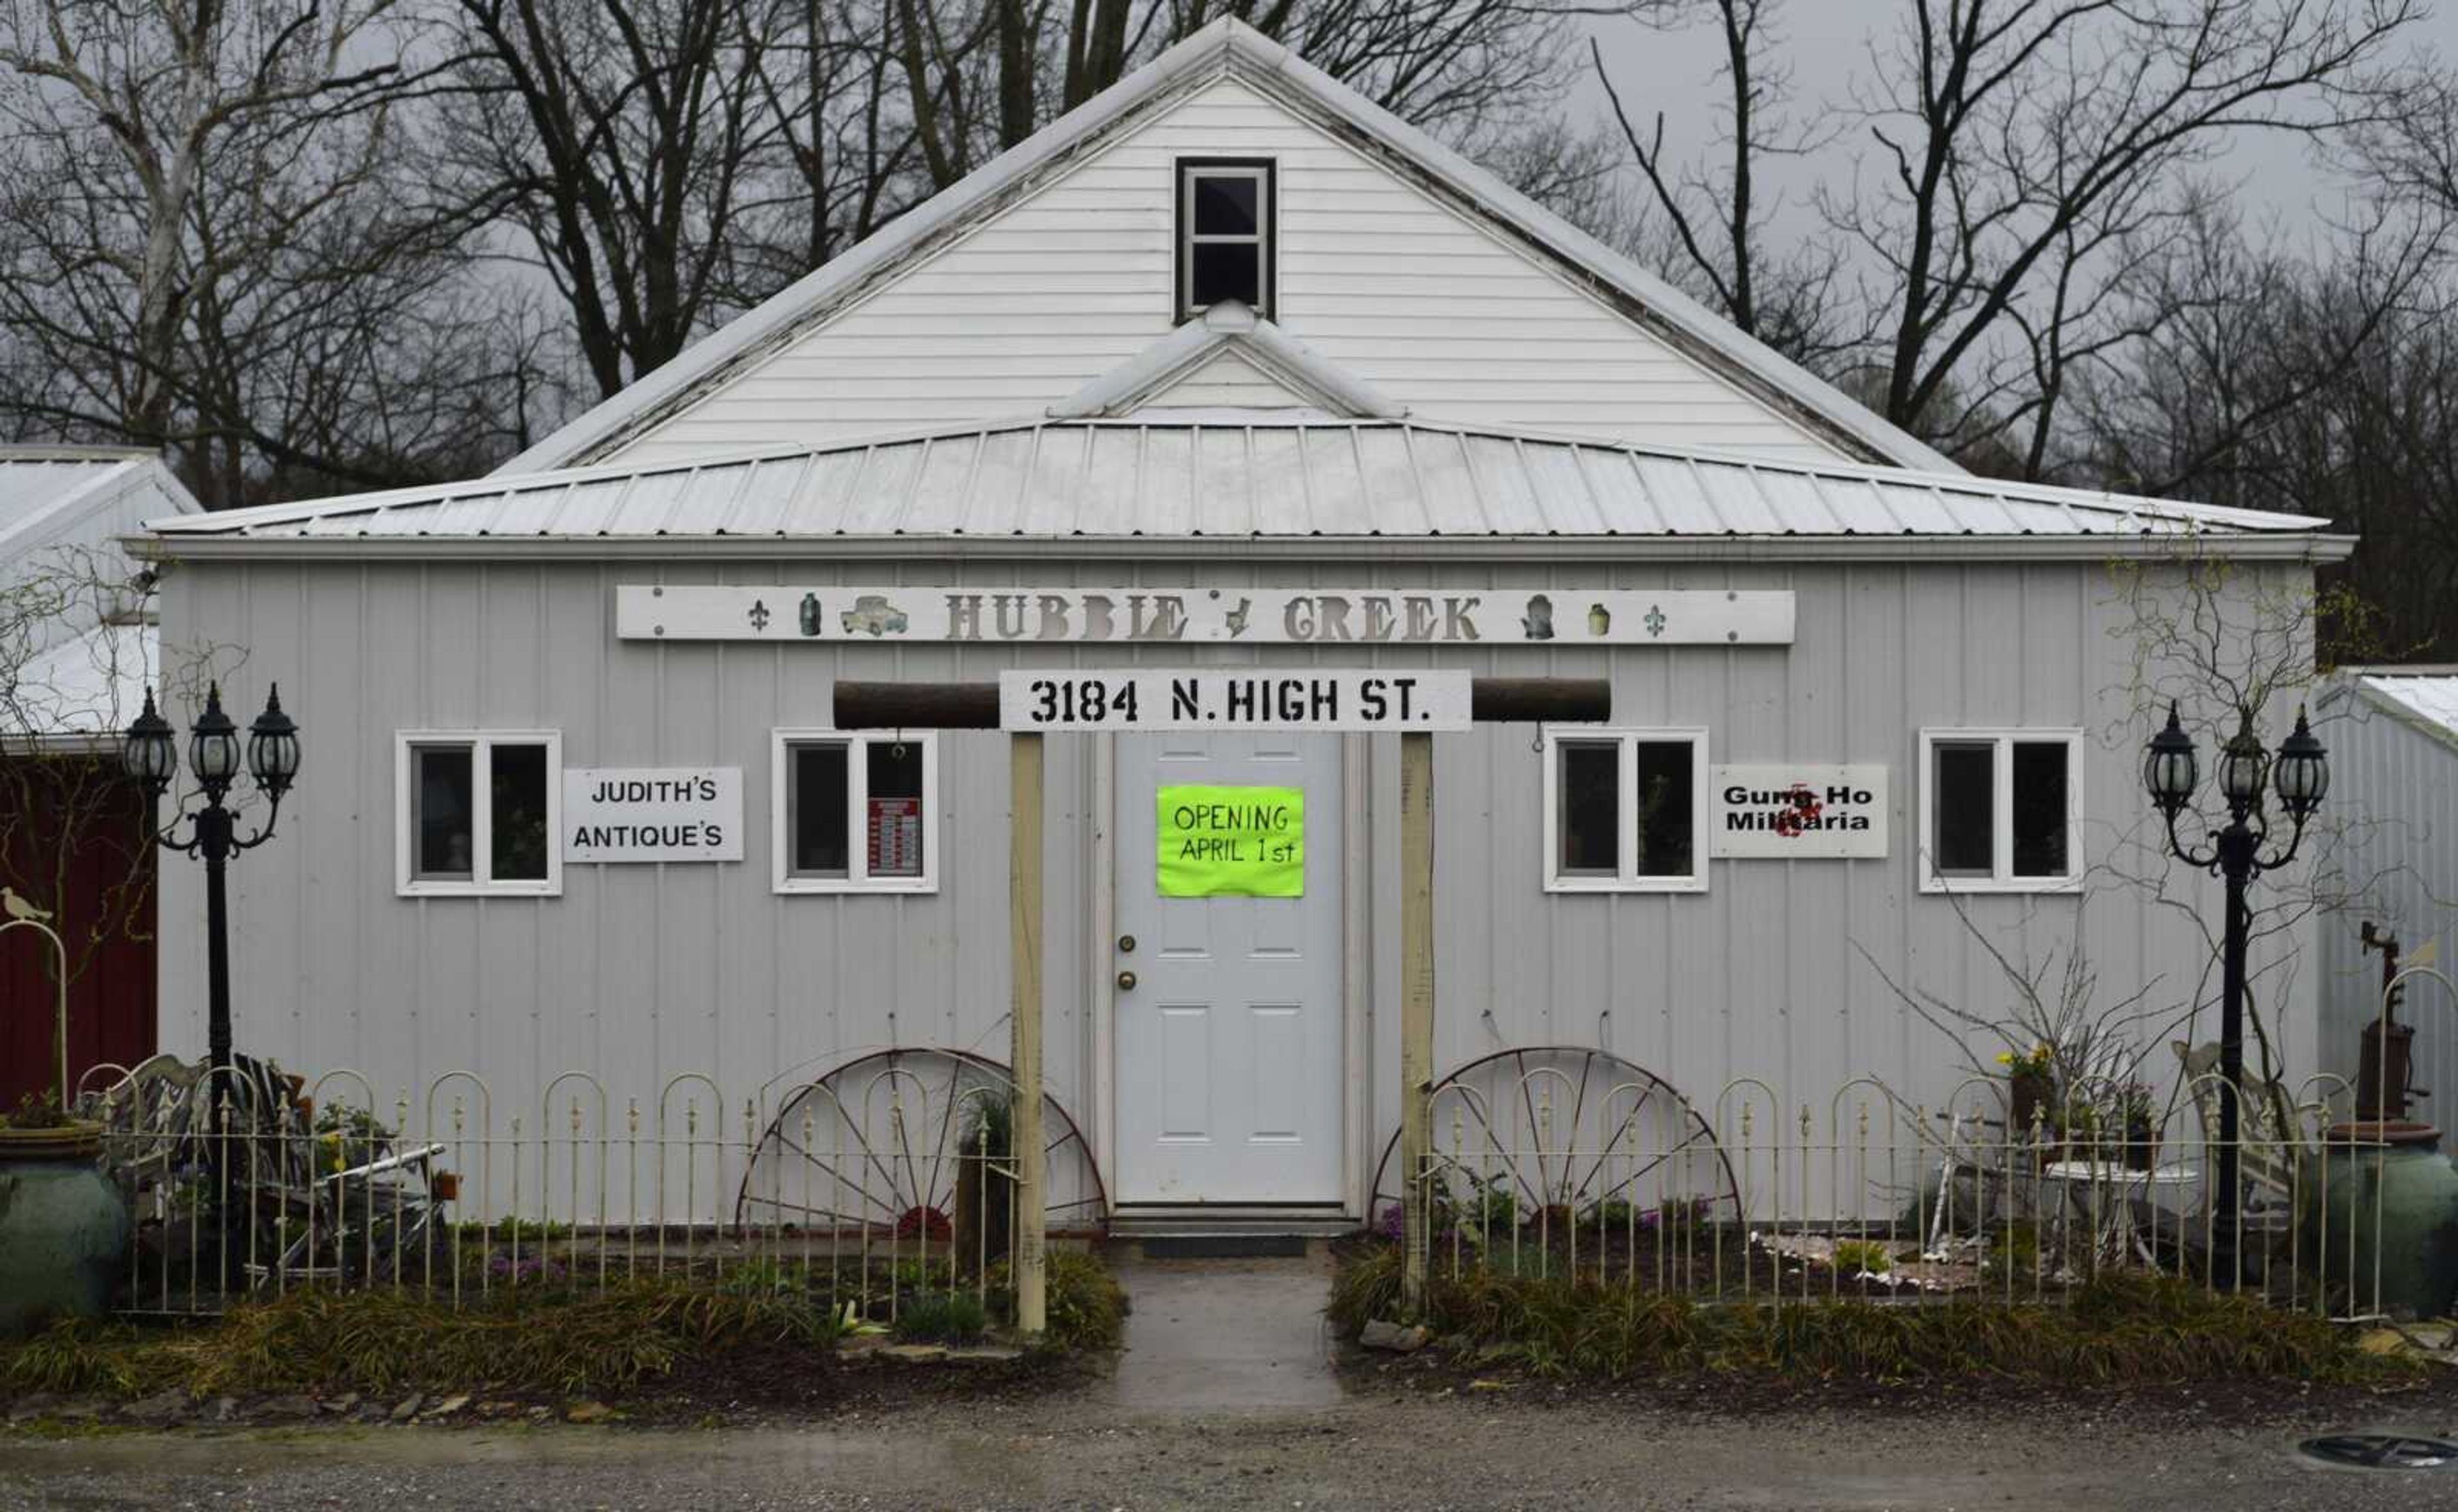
left=1158, top=785, right=1305, bottom=897
left=563, top=768, right=744, bottom=862
left=1708, top=766, right=1888, bottom=859
left=998, top=670, right=1472, bottom=732
left=618, top=586, right=1794, bottom=646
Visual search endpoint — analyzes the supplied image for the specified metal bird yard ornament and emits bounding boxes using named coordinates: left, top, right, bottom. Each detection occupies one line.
left=1, top=887, right=54, bottom=924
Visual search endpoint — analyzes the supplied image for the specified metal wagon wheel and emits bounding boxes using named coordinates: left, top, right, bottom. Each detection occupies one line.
left=1365, top=1046, right=1740, bottom=1239
left=734, top=1047, right=1107, bottom=1244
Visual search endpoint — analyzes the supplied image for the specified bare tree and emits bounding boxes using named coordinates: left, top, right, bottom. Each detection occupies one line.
left=1598, top=0, right=2436, bottom=472
left=442, top=0, right=803, bottom=398
left=0, top=0, right=550, bottom=502
left=1593, top=1, right=1865, bottom=367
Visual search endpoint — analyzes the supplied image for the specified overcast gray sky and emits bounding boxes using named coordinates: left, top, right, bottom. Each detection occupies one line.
left=1578, top=2, right=2458, bottom=239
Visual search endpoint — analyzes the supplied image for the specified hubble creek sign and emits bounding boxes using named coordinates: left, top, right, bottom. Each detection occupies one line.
left=1707, top=766, right=1889, bottom=860
left=998, top=670, right=1472, bottom=732
left=1159, top=785, right=1305, bottom=897
left=562, top=768, right=744, bottom=862
left=617, top=586, right=1794, bottom=647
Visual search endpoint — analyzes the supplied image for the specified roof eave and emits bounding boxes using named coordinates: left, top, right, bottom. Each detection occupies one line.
left=133, top=531, right=2357, bottom=565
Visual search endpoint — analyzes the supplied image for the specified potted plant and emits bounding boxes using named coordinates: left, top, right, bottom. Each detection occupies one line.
left=1996, top=1043, right=2056, bottom=1146
left=0, top=1091, right=131, bottom=1336
left=2118, top=1083, right=2160, bottom=1171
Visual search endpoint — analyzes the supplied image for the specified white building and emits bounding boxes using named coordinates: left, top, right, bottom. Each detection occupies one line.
left=2317, top=670, right=2458, bottom=1120
left=134, top=21, right=2341, bottom=1225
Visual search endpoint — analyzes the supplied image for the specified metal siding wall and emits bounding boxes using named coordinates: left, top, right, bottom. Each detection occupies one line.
left=2318, top=700, right=2458, bottom=1116
left=157, top=554, right=2317, bottom=1203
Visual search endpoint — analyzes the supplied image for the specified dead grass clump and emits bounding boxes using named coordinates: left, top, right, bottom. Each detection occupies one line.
left=1, top=1278, right=842, bottom=1401
left=1332, top=1247, right=2418, bottom=1386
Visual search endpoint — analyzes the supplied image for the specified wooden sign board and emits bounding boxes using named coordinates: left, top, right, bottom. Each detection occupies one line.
left=619, top=586, right=1793, bottom=647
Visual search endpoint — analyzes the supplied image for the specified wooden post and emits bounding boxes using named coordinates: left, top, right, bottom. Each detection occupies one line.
left=1399, top=730, right=1434, bottom=1312
left=1009, top=731, right=1047, bottom=1337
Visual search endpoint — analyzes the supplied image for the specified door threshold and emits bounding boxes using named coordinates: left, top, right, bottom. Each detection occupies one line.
left=1107, top=1204, right=1358, bottom=1239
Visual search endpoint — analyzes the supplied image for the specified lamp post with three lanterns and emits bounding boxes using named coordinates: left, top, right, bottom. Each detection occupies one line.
left=2140, top=701, right=2327, bottom=1285
left=120, top=682, right=300, bottom=1178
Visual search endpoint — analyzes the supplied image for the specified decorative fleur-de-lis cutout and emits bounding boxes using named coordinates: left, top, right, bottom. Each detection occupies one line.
left=1644, top=604, right=1668, bottom=638
left=748, top=599, right=772, bottom=631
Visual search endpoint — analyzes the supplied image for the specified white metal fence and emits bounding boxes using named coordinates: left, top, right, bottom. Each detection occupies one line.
left=1389, top=1065, right=2429, bottom=1322
left=74, top=1051, right=1079, bottom=1324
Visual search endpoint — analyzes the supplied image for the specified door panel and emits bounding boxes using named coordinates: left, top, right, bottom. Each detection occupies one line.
left=1114, top=733, right=1344, bottom=1204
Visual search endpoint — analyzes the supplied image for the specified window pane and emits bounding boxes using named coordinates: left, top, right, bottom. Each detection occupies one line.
left=867, top=741, right=925, bottom=879
left=1190, top=241, right=1261, bottom=309
left=1632, top=742, right=1695, bottom=877
left=792, top=744, right=849, bottom=876
left=1932, top=743, right=1994, bottom=876
left=490, top=743, right=550, bottom=881
left=1557, top=741, right=1619, bottom=876
left=1192, top=173, right=1259, bottom=235
left=2011, top=741, right=2071, bottom=876
left=414, top=746, right=474, bottom=880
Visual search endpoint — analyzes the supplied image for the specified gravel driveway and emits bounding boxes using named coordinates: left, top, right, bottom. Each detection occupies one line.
left=4, top=1385, right=2457, bottom=1511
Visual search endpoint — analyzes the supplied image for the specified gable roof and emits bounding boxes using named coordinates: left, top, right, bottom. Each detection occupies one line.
left=495, top=19, right=1957, bottom=478
left=1, top=446, right=199, bottom=555
left=1050, top=301, right=1403, bottom=419
left=2326, top=668, right=2458, bottom=755
left=147, top=414, right=2338, bottom=561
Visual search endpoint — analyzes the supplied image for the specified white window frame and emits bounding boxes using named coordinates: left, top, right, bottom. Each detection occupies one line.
left=394, top=730, right=564, bottom=897
left=1539, top=725, right=1710, bottom=894
left=771, top=728, right=940, bottom=895
left=1916, top=728, right=2084, bottom=894
left=1178, top=161, right=1273, bottom=320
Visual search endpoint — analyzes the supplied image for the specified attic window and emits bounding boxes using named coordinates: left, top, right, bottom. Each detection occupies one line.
left=1178, top=159, right=1274, bottom=321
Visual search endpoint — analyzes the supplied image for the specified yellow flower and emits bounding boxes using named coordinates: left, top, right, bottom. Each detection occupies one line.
left=1995, top=1051, right=2014, bottom=1066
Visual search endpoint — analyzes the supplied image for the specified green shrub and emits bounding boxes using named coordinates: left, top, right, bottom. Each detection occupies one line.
left=1830, top=1239, right=1892, bottom=1275
left=894, top=1292, right=990, bottom=1345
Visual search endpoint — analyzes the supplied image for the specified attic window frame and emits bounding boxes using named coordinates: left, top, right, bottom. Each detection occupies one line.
left=1176, top=158, right=1276, bottom=323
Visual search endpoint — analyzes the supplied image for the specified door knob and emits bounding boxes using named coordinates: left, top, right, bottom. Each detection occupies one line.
left=1116, top=970, right=1137, bottom=992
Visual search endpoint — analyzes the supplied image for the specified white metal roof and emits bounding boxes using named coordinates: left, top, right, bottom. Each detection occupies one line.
left=2339, top=670, right=2458, bottom=746
left=493, top=19, right=1959, bottom=477
left=147, top=417, right=2331, bottom=550
left=7, top=616, right=155, bottom=741
left=1, top=447, right=168, bottom=549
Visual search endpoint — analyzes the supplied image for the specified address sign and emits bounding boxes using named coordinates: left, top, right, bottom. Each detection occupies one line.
left=997, top=670, right=1472, bottom=732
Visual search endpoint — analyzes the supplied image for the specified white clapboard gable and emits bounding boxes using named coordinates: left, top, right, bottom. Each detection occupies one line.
left=603, top=76, right=1851, bottom=466
left=513, top=21, right=1956, bottom=475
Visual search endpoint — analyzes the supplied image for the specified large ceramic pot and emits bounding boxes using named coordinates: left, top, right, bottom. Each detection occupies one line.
left=0, top=1124, right=131, bottom=1337
left=2300, top=1121, right=2458, bottom=1321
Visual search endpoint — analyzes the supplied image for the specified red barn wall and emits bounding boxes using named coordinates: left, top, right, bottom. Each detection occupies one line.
left=1, top=759, right=156, bottom=1106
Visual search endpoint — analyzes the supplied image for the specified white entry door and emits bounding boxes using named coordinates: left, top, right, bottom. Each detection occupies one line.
left=1113, top=732, right=1345, bottom=1205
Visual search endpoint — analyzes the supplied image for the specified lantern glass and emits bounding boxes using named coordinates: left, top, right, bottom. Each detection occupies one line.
left=247, top=684, right=301, bottom=792
left=2217, top=718, right=2267, bottom=808
left=120, top=689, right=177, bottom=789
left=189, top=685, right=241, bottom=785
left=2141, top=704, right=2199, bottom=814
left=2274, top=707, right=2328, bottom=818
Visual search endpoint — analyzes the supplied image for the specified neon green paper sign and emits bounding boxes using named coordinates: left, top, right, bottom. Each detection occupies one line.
left=1158, top=785, right=1305, bottom=897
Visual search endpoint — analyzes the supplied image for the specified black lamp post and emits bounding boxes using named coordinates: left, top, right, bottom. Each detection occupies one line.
left=2141, top=700, right=2327, bottom=1284
left=121, top=683, right=301, bottom=1146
